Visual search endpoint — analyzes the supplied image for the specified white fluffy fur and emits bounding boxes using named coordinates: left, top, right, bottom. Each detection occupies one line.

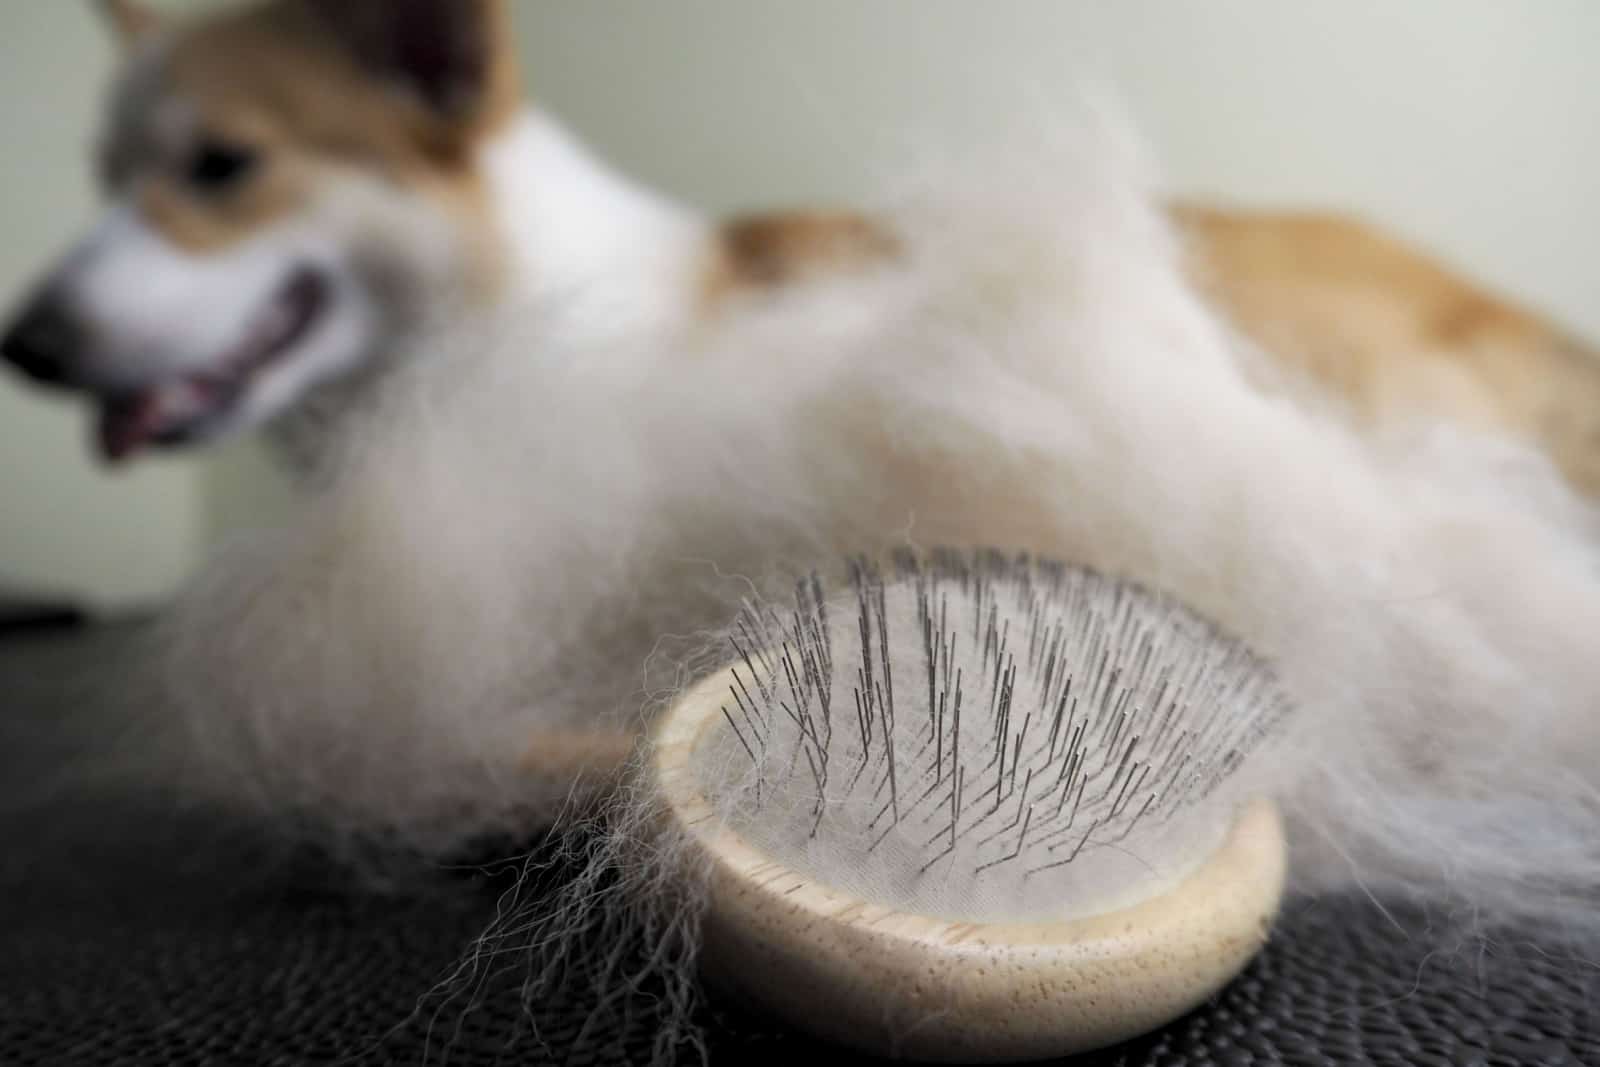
left=142, top=106, right=1600, bottom=935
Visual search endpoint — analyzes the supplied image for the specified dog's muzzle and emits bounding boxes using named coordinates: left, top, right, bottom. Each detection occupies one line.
left=1, top=293, right=84, bottom=388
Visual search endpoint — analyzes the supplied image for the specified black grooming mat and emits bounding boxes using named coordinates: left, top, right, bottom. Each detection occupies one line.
left=3, top=628, right=1597, bottom=1066
left=0, top=585, right=86, bottom=635
left=2, top=861, right=1596, bottom=1066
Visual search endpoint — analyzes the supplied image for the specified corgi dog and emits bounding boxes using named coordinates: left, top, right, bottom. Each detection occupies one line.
left=2, top=0, right=1597, bottom=490
left=6, top=2, right=1600, bottom=940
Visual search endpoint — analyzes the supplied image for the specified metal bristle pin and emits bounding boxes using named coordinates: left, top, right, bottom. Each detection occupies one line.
left=651, top=550, right=1292, bottom=1063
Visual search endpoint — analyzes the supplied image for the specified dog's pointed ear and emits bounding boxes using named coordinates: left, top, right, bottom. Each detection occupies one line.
left=96, top=0, right=161, bottom=45
left=308, top=0, right=519, bottom=124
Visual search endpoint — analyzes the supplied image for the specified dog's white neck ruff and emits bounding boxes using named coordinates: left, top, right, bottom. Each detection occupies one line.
left=269, top=109, right=708, bottom=471
left=478, top=110, right=709, bottom=349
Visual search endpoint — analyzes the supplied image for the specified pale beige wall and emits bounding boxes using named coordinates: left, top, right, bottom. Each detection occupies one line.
left=2, top=3, right=1597, bottom=604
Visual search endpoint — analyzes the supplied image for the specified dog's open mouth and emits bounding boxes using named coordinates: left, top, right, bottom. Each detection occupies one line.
left=97, top=268, right=329, bottom=462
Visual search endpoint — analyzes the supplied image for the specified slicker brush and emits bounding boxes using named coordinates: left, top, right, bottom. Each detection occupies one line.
left=644, top=550, right=1292, bottom=1062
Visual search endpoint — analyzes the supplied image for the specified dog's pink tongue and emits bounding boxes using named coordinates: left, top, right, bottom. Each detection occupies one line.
left=96, top=380, right=225, bottom=462
left=97, top=392, right=164, bottom=463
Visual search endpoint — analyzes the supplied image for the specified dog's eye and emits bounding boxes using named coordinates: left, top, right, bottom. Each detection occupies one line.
left=184, top=139, right=259, bottom=192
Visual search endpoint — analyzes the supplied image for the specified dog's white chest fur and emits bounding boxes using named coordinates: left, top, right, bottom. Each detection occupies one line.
left=478, top=112, right=710, bottom=355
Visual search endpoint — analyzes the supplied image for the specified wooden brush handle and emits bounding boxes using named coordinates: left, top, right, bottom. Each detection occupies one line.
left=655, top=666, right=1287, bottom=1063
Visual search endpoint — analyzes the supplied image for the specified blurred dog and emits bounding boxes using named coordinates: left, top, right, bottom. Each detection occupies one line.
left=3, top=0, right=1597, bottom=488
left=9, top=4, right=1600, bottom=928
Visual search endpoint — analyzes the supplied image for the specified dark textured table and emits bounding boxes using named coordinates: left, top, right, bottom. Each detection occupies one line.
left=3, top=627, right=1596, bottom=1066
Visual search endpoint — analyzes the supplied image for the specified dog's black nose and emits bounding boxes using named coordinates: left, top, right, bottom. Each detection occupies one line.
left=2, top=296, right=84, bottom=386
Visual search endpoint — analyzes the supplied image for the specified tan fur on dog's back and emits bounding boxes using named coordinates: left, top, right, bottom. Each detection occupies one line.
left=709, top=212, right=900, bottom=296
left=711, top=205, right=1600, bottom=495
left=1177, top=206, right=1600, bottom=495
